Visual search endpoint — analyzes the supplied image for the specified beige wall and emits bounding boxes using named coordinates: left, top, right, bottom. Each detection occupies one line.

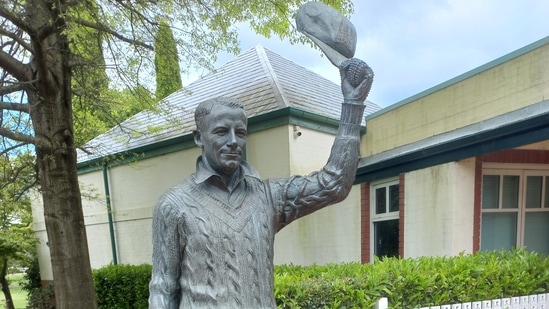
left=403, top=159, right=476, bottom=258
left=247, top=125, right=290, bottom=178
left=274, top=126, right=361, bottom=265
left=33, top=124, right=362, bottom=278
left=274, top=186, right=361, bottom=265
left=361, top=41, right=549, bottom=156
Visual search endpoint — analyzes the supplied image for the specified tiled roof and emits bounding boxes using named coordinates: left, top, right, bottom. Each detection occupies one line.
left=78, top=45, right=382, bottom=162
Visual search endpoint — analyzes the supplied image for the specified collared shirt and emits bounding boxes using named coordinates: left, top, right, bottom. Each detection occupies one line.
left=194, top=156, right=261, bottom=206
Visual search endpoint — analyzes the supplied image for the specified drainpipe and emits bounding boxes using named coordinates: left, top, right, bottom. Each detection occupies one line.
left=102, top=162, right=118, bottom=265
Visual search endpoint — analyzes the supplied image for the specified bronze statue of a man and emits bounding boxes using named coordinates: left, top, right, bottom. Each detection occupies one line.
left=148, top=59, right=373, bottom=308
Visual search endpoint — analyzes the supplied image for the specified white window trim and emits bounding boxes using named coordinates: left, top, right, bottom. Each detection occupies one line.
left=370, top=178, right=399, bottom=261
left=481, top=164, right=549, bottom=250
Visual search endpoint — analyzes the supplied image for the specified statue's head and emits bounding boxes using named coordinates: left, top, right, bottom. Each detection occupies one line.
left=193, top=97, right=247, bottom=176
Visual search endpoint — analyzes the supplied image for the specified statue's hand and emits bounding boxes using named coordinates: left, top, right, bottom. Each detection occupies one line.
left=340, top=58, right=374, bottom=104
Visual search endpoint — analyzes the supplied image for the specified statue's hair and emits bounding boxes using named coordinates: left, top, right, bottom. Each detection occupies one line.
left=194, top=97, right=246, bottom=130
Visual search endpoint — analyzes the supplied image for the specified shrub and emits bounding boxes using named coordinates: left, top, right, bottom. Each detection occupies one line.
left=26, top=284, right=55, bottom=309
left=274, top=263, right=385, bottom=308
left=378, top=250, right=549, bottom=307
left=92, top=249, right=549, bottom=308
left=22, top=254, right=42, bottom=295
left=92, top=263, right=151, bottom=309
left=23, top=253, right=55, bottom=309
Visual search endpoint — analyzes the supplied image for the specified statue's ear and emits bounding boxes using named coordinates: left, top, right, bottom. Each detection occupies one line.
left=193, top=130, right=203, bottom=148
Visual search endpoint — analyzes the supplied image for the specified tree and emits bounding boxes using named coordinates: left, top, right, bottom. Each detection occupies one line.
left=155, top=20, right=182, bottom=100
left=0, top=1, right=353, bottom=307
left=0, top=152, right=36, bottom=309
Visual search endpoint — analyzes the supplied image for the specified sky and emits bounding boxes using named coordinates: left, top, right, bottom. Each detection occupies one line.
left=184, top=0, right=549, bottom=108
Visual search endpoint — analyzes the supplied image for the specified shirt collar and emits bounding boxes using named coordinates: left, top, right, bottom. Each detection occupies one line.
left=194, top=155, right=261, bottom=184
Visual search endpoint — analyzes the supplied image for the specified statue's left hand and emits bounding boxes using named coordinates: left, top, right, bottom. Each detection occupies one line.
left=340, top=58, right=374, bottom=104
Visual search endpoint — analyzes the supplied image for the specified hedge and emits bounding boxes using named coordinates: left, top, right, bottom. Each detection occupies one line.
left=92, top=249, right=549, bottom=308
left=93, top=263, right=151, bottom=309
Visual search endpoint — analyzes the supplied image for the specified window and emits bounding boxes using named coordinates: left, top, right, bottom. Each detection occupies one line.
left=371, top=179, right=399, bottom=260
left=481, top=166, right=549, bottom=255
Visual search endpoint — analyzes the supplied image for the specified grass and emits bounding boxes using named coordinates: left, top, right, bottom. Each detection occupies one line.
left=0, top=273, right=28, bottom=309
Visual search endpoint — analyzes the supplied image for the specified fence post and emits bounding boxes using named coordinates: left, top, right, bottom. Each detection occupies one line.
left=376, top=297, right=388, bottom=309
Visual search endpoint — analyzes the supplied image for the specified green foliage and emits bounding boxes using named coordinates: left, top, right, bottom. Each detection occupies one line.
left=275, top=263, right=386, bottom=308
left=91, top=250, right=549, bottom=309
left=93, top=264, right=152, bottom=309
left=22, top=254, right=55, bottom=309
left=378, top=250, right=549, bottom=307
left=26, top=285, right=55, bottom=309
left=0, top=152, right=37, bottom=270
left=0, top=152, right=37, bottom=309
left=154, top=20, right=183, bottom=100
left=21, top=253, right=41, bottom=296
left=275, top=249, right=549, bottom=308
left=68, top=2, right=158, bottom=145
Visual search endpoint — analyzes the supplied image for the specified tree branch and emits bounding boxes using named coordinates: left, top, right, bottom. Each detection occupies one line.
left=0, top=127, right=50, bottom=150
left=0, top=83, right=26, bottom=97
left=0, top=28, right=33, bottom=53
left=69, top=17, right=154, bottom=50
left=0, top=50, right=32, bottom=82
left=0, top=4, right=32, bottom=34
left=0, top=100, right=29, bottom=114
left=0, top=142, right=30, bottom=156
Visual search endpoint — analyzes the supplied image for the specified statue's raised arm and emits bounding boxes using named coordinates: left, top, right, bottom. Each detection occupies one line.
left=273, top=1, right=374, bottom=229
left=273, top=59, right=373, bottom=230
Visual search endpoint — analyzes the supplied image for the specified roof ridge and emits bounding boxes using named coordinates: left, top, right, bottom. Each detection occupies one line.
left=254, top=45, right=291, bottom=108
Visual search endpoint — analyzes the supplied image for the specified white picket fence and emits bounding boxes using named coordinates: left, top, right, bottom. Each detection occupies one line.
left=375, top=293, right=549, bottom=309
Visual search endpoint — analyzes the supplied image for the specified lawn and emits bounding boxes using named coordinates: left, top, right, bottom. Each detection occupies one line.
left=0, top=273, right=28, bottom=309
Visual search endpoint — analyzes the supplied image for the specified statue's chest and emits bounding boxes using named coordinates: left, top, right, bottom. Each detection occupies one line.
left=180, top=183, right=275, bottom=252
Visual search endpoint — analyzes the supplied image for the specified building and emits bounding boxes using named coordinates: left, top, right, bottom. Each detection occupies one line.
left=358, top=36, right=549, bottom=262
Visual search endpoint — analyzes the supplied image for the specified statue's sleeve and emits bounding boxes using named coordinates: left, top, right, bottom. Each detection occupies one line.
left=274, top=102, right=365, bottom=231
left=149, top=193, right=183, bottom=309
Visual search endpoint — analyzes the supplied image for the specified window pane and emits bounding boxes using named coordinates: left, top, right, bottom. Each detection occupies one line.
left=502, top=175, right=519, bottom=209
left=375, top=187, right=386, bottom=214
left=482, top=175, right=500, bottom=209
left=526, top=176, right=542, bottom=208
left=524, top=212, right=549, bottom=255
left=481, top=212, right=517, bottom=251
left=545, top=177, right=549, bottom=209
left=389, top=184, right=399, bottom=212
left=374, top=219, right=399, bottom=259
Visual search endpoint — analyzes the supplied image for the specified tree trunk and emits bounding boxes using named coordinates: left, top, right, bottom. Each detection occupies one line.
left=0, top=259, right=15, bottom=309
left=30, top=63, right=99, bottom=308
left=26, top=1, right=98, bottom=308
left=31, top=71, right=99, bottom=309
left=34, top=136, right=98, bottom=309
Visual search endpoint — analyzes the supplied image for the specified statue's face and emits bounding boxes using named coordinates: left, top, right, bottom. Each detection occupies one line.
left=194, top=105, right=247, bottom=176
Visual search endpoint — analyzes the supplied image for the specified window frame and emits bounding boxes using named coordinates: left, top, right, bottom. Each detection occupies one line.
left=481, top=163, right=549, bottom=251
left=370, top=178, right=400, bottom=261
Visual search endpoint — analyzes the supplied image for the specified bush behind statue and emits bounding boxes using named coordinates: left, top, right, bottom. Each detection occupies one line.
left=92, top=263, right=151, bottom=309
left=90, top=249, right=549, bottom=309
